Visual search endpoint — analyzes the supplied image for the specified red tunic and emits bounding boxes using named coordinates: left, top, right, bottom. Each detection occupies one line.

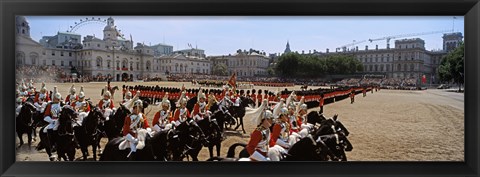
left=269, top=123, right=282, bottom=147
left=34, top=93, right=50, bottom=103
left=319, top=98, right=324, bottom=107
left=152, top=110, right=172, bottom=126
left=172, top=108, right=191, bottom=122
left=246, top=127, right=269, bottom=157
left=65, top=95, right=78, bottom=103
left=192, top=103, right=206, bottom=118
left=122, top=114, right=150, bottom=136
left=98, top=99, right=115, bottom=110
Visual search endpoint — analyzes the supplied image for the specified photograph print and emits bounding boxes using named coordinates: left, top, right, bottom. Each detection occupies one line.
left=15, top=16, right=465, bottom=162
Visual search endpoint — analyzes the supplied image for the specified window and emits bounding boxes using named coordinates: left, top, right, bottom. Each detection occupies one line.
left=398, top=64, right=401, bottom=71
left=43, top=60, right=46, bottom=66
left=107, top=61, right=111, bottom=68
left=97, top=44, right=100, bottom=47
left=69, top=52, right=72, bottom=57
left=69, top=61, right=72, bottom=67
left=52, top=51, right=55, bottom=56
left=61, top=61, right=64, bottom=66
left=61, top=51, right=64, bottom=56
left=410, top=64, right=414, bottom=71
left=52, top=60, right=55, bottom=66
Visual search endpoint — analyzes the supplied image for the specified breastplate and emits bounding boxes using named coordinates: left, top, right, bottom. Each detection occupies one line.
left=279, top=122, right=289, bottom=141
left=179, top=108, right=187, bottom=122
left=257, top=128, right=270, bottom=152
left=102, top=100, right=111, bottom=109
left=130, top=113, right=143, bottom=130
left=51, top=103, right=61, bottom=118
left=159, top=111, right=169, bottom=126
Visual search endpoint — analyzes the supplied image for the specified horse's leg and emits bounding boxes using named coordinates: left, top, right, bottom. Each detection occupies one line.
left=216, top=143, right=221, bottom=157
left=92, top=140, right=98, bottom=161
left=240, top=117, right=246, bottom=134
left=16, top=131, right=24, bottom=149
left=27, top=128, right=33, bottom=149
left=208, top=146, right=213, bottom=158
left=81, top=145, right=88, bottom=160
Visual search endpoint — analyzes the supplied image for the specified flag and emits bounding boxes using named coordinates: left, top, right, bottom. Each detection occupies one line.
left=228, top=72, right=236, bottom=88
left=422, top=75, right=426, bottom=84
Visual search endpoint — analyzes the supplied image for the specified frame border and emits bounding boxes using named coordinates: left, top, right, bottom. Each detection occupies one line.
left=1, top=0, right=478, bottom=176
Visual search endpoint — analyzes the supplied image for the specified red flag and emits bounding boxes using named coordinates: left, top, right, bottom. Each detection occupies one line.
left=422, top=75, right=426, bottom=84
left=228, top=73, right=236, bottom=88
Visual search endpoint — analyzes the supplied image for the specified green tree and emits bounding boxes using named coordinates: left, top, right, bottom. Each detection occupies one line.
left=438, top=42, right=464, bottom=91
left=212, top=63, right=228, bottom=76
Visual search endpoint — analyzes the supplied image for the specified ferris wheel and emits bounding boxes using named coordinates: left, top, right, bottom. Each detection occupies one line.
left=66, top=17, right=126, bottom=40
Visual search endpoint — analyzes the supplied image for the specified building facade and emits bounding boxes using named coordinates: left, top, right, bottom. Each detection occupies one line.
left=209, top=49, right=270, bottom=78
left=157, top=52, right=211, bottom=75
left=16, top=16, right=162, bottom=81
left=316, top=33, right=463, bottom=84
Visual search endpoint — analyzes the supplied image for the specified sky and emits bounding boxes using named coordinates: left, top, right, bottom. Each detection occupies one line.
left=25, top=16, right=464, bottom=56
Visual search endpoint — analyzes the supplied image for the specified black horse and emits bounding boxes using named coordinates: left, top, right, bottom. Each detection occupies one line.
left=229, top=96, right=255, bottom=134
left=74, top=107, right=104, bottom=161
left=196, top=110, right=223, bottom=158
left=100, top=129, right=171, bottom=161
left=37, top=106, right=77, bottom=161
left=31, top=109, right=48, bottom=142
left=100, top=104, right=131, bottom=141
left=208, top=134, right=341, bottom=161
left=172, top=119, right=209, bottom=161
left=16, top=102, right=35, bottom=149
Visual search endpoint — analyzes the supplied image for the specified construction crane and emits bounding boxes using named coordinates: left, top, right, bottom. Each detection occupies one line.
left=368, top=29, right=453, bottom=49
left=336, top=40, right=367, bottom=52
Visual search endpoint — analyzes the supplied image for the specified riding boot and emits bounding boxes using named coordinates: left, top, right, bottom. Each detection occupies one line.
left=47, top=129, right=56, bottom=152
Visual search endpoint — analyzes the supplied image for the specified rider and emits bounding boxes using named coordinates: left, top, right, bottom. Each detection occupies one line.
left=192, top=89, right=207, bottom=122
left=246, top=110, right=275, bottom=161
left=152, top=93, right=173, bottom=132
left=268, top=106, right=290, bottom=161
left=98, top=86, right=115, bottom=119
left=172, top=91, right=208, bottom=146
left=15, top=97, right=23, bottom=117
left=122, top=99, right=150, bottom=160
left=35, top=83, right=50, bottom=103
left=123, top=90, right=132, bottom=104
left=71, top=90, right=91, bottom=126
left=65, top=84, right=78, bottom=105
left=43, top=88, right=64, bottom=160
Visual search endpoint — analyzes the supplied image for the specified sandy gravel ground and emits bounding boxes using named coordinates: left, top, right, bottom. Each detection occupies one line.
left=16, top=82, right=464, bottom=161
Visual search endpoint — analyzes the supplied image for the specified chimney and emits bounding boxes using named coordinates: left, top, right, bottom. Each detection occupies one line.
left=376, top=45, right=378, bottom=50
left=387, top=44, right=390, bottom=49
left=302, top=50, right=304, bottom=54
left=356, top=46, right=358, bottom=51
left=326, top=48, right=329, bottom=53
left=365, top=45, right=368, bottom=51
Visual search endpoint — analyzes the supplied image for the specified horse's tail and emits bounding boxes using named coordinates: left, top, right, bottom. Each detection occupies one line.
left=226, top=142, right=247, bottom=158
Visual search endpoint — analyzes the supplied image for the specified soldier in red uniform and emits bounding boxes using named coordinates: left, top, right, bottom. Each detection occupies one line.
left=122, top=99, right=150, bottom=160
left=98, top=86, right=115, bottom=118
left=350, top=90, right=355, bottom=104
left=65, top=84, right=78, bottom=105
left=43, top=89, right=64, bottom=160
left=192, top=89, right=207, bottom=122
left=268, top=107, right=290, bottom=161
left=152, top=94, right=173, bottom=132
left=319, top=94, right=324, bottom=114
left=245, top=110, right=274, bottom=161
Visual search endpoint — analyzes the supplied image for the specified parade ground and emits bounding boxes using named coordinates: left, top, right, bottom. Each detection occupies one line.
left=16, top=81, right=464, bottom=161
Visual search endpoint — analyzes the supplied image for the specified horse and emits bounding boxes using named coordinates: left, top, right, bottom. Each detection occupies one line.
left=74, top=107, right=104, bottom=161
left=100, top=129, right=170, bottom=161
left=208, top=134, right=342, bottom=161
left=16, top=102, right=35, bottom=149
left=100, top=104, right=131, bottom=141
left=101, top=86, right=119, bottom=98
left=230, top=96, right=255, bottom=134
left=171, top=119, right=210, bottom=161
left=31, top=109, right=48, bottom=142
left=196, top=107, right=224, bottom=158
left=37, top=106, right=78, bottom=161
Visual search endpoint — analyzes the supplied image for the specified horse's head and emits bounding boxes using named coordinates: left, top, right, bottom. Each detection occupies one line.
left=18, top=102, right=35, bottom=125
left=318, top=132, right=352, bottom=161
left=58, top=105, right=76, bottom=134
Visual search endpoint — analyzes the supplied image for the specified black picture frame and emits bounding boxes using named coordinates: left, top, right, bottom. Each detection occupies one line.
left=1, top=0, right=479, bottom=176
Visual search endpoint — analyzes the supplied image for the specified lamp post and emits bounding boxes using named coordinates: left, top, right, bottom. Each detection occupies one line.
left=112, top=46, right=116, bottom=81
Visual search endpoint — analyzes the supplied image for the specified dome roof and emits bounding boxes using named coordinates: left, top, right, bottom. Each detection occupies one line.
left=16, top=16, right=28, bottom=25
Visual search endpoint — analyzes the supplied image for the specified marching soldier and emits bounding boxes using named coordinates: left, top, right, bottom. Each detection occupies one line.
left=122, top=99, right=150, bottom=160
left=152, top=93, right=173, bottom=132
left=319, top=94, right=324, bottom=114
